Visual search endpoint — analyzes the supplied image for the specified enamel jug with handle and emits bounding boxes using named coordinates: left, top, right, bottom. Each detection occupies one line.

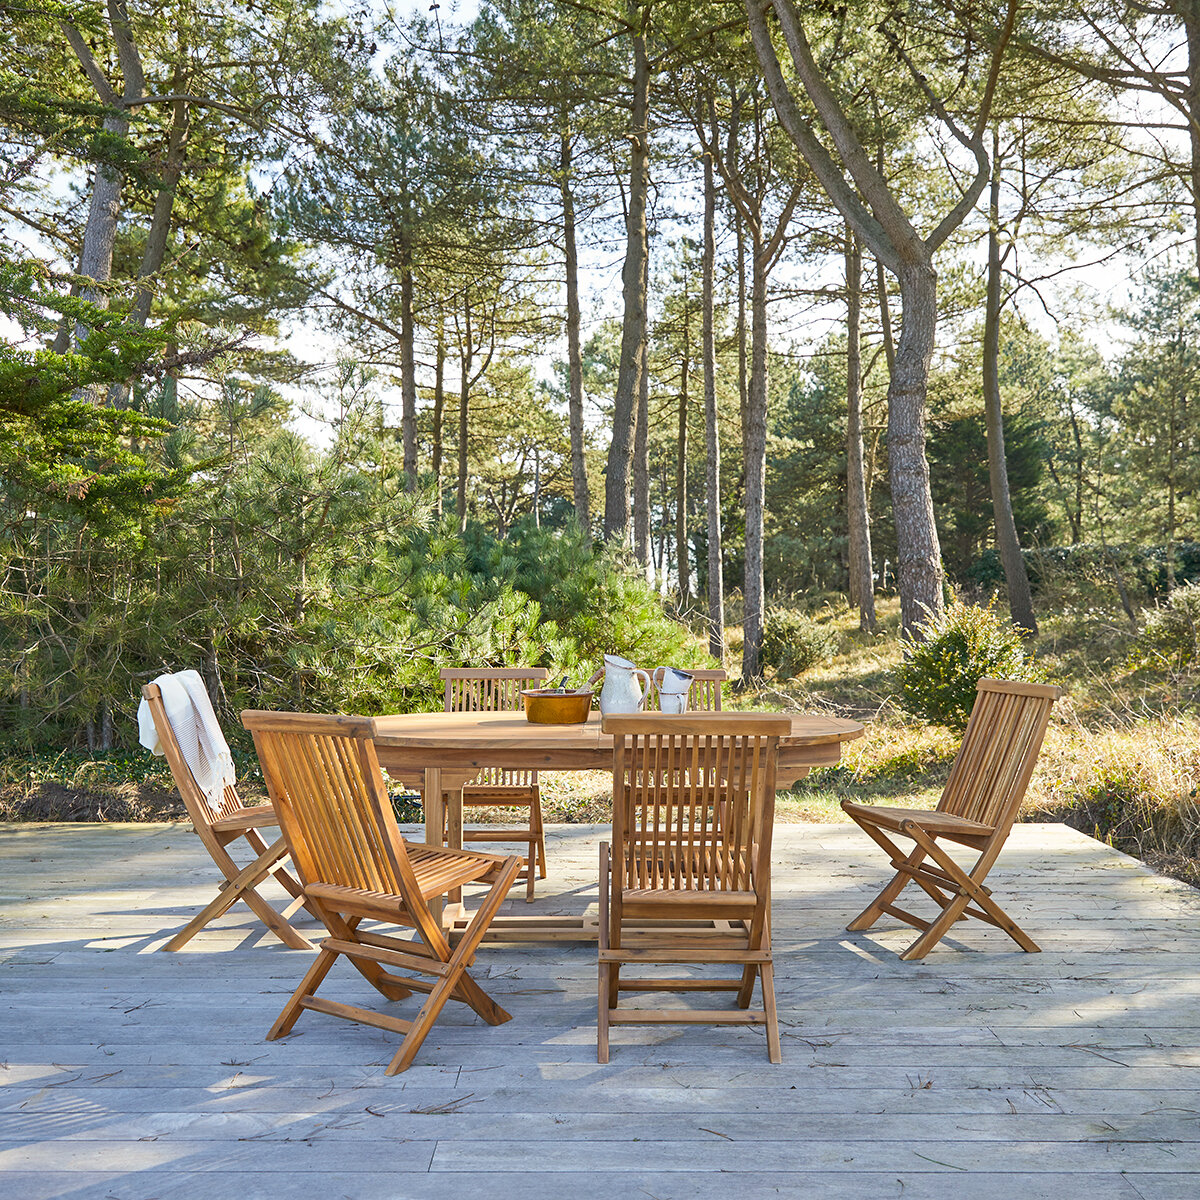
left=599, top=654, right=651, bottom=715
left=653, top=667, right=694, bottom=715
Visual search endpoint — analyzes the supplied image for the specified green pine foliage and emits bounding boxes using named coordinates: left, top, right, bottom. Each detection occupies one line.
left=760, top=606, right=838, bottom=679
left=1132, top=583, right=1200, bottom=670
left=0, top=371, right=700, bottom=752
left=895, top=598, right=1045, bottom=730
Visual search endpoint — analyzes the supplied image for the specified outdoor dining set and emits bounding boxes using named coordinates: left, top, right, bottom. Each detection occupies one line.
left=137, top=663, right=1063, bottom=1076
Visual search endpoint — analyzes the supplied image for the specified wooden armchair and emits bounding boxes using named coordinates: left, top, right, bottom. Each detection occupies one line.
left=140, top=682, right=312, bottom=951
left=842, top=678, right=1064, bottom=960
left=242, top=709, right=522, bottom=1075
left=440, top=667, right=549, bottom=901
left=598, top=712, right=790, bottom=1064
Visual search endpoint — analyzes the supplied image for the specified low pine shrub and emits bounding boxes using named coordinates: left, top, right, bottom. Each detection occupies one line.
left=760, top=607, right=837, bottom=679
left=895, top=598, right=1044, bottom=730
left=1132, top=582, right=1200, bottom=669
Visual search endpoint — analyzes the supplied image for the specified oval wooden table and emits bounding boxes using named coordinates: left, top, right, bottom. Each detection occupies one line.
left=372, top=709, right=865, bottom=939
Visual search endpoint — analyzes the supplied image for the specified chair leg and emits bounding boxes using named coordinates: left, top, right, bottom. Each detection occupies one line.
left=243, top=827, right=307, bottom=903
left=325, top=914, right=412, bottom=1002
left=598, top=962, right=611, bottom=1064
left=760, top=960, right=781, bottom=1064
left=902, top=825, right=1040, bottom=958
left=268, top=941, right=342, bottom=1039
left=598, top=840, right=611, bottom=1064
left=386, top=858, right=521, bottom=1076
left=532, top=795, right=547, bottom=879
left=163, top=835, right=312, bottom=952
left=525, top=841, right=537, bottom=902
left=846, top=835, right=930, bottom=934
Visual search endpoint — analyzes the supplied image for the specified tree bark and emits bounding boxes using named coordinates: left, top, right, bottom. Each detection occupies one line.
left=633, top=316, right=651, bottom=569
left=130, top=81, right=190, bottom=327
left=984, top=143, right=1038, bottom=635
left=432, top=317, right=445, bottom=518
left=457, top=300, right=473, bottom=531
left=845, top=228, right=877, bottom=634
left=61, top=4, right=147, bottom=360
left=561, top=129, right=591, bottom=531
left=889, top=262, right=944, bottom=633
left=702, top=145, right=724, bottom=661
left=604, top=10, right=650, bottom=540
left=677, top=297, right=690, bottom=603
left=400, top=256, right=418, bottom=490
left=741, top=231, right=769, bottom=681
left=734, top=207, right=748, bottom=457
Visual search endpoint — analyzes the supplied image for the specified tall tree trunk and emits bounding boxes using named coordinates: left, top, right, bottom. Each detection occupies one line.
left=889, top=263, right=945, bottom=635
left=633, top=324, right=651, bottom=569
left=676, top=301, right=690, bottom=603
left=400, top=256, right=418, bottom=490
left=745, top=0, right=1014, bottom=636
left=457, top=302, right=474, bottom=531
left=61, top=3, right=146, bottom=360
left=876, top=257, right=896, bottom=375
left=432, top=317, right=445, bottom=518
left=741, top=234, right=769, bottom=682
left=561, top=130, right=591, bottom=531
left=734, top=207, right=749, bottom=457
left=604, top=11, right=650, bottom=540
left=702, top=146, right=724, bottom=661
left=1168, top=378, right=1178, bottom=592
left=845, top=229, right=877, bottom=634
left=131, top=88, right=189, bottom=327
left=984, top=144, right=1037, bottom=635
left=1185, top=1, right=1200, bottom=276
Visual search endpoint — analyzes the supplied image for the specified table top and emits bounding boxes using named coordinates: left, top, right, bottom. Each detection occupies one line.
left=372, top=709, right=864, bottom=751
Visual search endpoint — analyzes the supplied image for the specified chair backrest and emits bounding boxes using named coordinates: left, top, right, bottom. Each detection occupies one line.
left=141, top=682, right=243, bottom=826
left=442, top=667, right=549, bottom=789
left=937, top=678, right=1064, bottom=831
left=646, top=667, right=727, bottom=712
left=441, top=667, right=549, bottom=713
left=241, top=710, right=417, bottom=900
left=604, top=713, right=790, bottom=894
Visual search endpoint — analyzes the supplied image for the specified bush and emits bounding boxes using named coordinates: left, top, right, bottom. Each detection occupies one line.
left=1132, top=582, right=1200, bottom=669
left=895, top=598, right=1044, bottom=730
left=760, top=607, right=837, bottom=679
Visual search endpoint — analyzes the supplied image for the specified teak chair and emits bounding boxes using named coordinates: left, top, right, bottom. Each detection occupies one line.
left=242, top=709, right=522, bottom=1075
left=141, top=682, right=312, bottom=951
left=841, top=677, right=1064, bottom=960
left=440, top=666, right=549, bottom=901
left=598, top=712, right=791, bottom=1064
left=647, top=668, right=727, bottom=712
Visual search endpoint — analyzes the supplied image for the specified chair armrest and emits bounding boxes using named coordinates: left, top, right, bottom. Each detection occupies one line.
left=211, top=805, right=278, bottom=832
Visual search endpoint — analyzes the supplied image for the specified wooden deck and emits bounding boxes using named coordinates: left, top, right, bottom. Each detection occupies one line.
left=2, top=820, right=1199, bottom=1199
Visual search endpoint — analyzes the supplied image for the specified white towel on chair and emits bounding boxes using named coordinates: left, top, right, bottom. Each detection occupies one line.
left=138, top=670, right=237, bottom=812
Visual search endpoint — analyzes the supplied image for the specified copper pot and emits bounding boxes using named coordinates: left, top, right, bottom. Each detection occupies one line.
left=521, top=689, right=593, bottom=724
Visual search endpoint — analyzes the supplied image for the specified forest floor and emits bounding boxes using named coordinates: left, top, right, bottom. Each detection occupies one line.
left=3, top=596, right=1198, bottom=888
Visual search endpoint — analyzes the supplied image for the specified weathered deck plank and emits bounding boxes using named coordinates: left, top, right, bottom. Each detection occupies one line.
left=1, top=820, right=1198, bottom=1199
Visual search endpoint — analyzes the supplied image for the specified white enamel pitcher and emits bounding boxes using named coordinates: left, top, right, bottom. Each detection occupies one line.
left=599, top=654, right=651, bottom=715
left=653, top=667, right=694, bottom=714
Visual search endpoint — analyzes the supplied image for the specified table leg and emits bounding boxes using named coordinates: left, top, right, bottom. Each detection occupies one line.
left=447, top=785, right=464, bottom=907
left=423, top=767, right=444, bottom=927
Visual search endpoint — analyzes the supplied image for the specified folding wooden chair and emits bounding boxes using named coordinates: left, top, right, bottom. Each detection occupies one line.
left=647, top=668, right=727, bottom=711
left=141, top=682, right=312, bottom=951
left=598, top=712, right=790, bottom=1064
left=842, top=678, right=1064, bottom=960
left=440, top=667, right=549, bottom=901
left=242, top=709, right=522, bottom=1076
